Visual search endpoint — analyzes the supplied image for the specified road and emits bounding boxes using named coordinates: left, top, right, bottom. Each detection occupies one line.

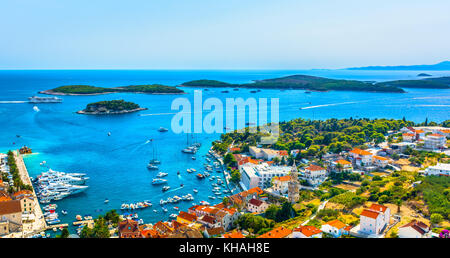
left=301, top=199, right=329, bottom=226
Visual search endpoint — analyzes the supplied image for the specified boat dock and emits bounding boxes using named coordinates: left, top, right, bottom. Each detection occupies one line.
left=73, top=220, right=94, bottom=227
left=47, top=223, right=68, bottom=229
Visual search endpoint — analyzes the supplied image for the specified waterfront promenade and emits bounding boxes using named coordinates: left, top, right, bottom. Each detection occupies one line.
left=13, top=151, right=47, bottom=237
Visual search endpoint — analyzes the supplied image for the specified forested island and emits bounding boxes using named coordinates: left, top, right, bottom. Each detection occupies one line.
left=77, top=100, right=147, bottom=115
left=40, top=84, right=185, bottom=95
left=181, top=75, right=450, bottom=92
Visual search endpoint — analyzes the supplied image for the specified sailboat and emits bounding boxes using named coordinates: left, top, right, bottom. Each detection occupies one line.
left=181, top=133, right=197, bottom=154
left=148, top=139, right=161, bottom=167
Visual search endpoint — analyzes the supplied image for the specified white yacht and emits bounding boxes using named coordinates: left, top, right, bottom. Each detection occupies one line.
left=28, top=96, right=63, bottom=103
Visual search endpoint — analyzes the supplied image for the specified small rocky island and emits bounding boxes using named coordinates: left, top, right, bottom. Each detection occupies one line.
left=77, top=100, right=147, bottom=115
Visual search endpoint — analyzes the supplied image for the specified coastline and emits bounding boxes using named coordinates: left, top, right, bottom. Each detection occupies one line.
left=13, top=152, right=47, bottom=237
left=178, top=84, right=405, bottom=93
left=39, top=90, right=187, bottom=96
left=76, top=107, right=148, bottom=115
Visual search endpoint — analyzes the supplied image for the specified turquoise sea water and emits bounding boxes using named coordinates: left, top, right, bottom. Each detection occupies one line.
left=0, top=69, right=449, bottom=232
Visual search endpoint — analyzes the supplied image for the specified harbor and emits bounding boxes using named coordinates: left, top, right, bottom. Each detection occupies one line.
left=1, top=70, right=449, bottom=237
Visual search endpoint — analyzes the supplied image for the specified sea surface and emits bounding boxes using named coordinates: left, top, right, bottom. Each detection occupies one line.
left=0, top=69, right=449, bottom=232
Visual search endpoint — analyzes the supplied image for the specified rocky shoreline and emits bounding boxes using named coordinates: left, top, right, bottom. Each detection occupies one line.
left=39, top=90, right=186, bottom=96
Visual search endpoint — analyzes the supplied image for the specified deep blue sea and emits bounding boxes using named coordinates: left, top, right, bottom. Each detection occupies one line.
left=0, top=69, right=449, bottom=231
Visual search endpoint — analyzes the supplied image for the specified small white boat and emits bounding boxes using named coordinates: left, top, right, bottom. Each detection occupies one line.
left=193, top=189, right=198, bottom=193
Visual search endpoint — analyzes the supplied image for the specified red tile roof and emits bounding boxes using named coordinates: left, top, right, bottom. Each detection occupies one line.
left=274, top=175, right=291, bottom=182
left=336, top=159, right=351, bottom=165
left=247, top=187, right=264, bottom=195
left=177, top=211, right=197, bottom=222
left=118, top=219, right=141, bottom=237
left=400, top=220, right=429, bottom=235
left=200, top=215, right=216, bottom=224
left=223, top=231, right=245, bottom=238
left=373, top=156, right=388, bottom=161
left=257, top=226, right=292, bottom=238
left=326, top=219, right=347, bottom=230
left=369, top=203, right=388, bottom=213
left=350, top=148, right=372, bottom=156
left=293, top=225, right=322, bottom=237
left=248, top=198, right=263, bottom=207
left=0, top=200, right=21, bottom=215
left=278, top=150, right=288, bottom=156
left=306, top=164, right=325, bottom=171
left=360, top=209, right=380, bottom=219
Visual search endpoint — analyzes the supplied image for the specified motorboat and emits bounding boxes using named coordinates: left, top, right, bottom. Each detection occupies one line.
left=156, top=172, right=168, bottom=177
left=158, top=127, right=169, bottom=132
left=147, top=164, right=159, bottom=170
left=152, top=178, right=167, bottom=185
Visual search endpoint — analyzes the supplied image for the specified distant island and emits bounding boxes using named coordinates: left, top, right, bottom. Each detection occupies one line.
left=347, top=61, right=450, bottom=70
left=77, top=100, right=147, bottom=115
left=417, top=73, right=432, bottom=77
left=40, top=84, right=185, bottom=95
left=180, top=75, right=450, bottom=93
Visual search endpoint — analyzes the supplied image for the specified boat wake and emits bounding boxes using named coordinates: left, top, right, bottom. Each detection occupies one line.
left=0, top=101, right=26, bottom=104
left=301, top=101, right=363, bottom=110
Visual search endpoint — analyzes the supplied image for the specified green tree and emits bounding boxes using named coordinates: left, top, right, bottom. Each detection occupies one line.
left=430, top=213, right=443, bottom=225
left=58, top=228, right=70, bottom=238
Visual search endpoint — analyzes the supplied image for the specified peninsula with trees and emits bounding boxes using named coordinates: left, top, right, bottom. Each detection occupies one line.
left=40, top=84, right=185, bottom=96
left=181, top=75, right=450, bottom=93
left=76, top=100, right=147, bottom=115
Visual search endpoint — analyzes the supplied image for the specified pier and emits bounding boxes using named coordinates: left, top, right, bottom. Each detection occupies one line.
left=13, top=151, right=48, bottom=237
left=73, top=220, right=94, bottom=227
left=47, top=223, right=68, bottom=229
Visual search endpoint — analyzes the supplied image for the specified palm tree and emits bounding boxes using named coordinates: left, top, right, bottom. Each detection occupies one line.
left=396, top=199, right=402, bottom=214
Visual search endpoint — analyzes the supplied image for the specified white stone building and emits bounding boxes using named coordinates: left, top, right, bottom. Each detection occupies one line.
left=424, top=163, right=450, bottom=176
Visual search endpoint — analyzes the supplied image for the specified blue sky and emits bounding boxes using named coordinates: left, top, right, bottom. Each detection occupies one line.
left=1, top=0, right=449, bottom=69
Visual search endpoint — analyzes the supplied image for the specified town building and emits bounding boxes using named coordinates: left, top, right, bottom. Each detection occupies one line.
left=247, top=198, right=269, bottom=214
left=321, top=219, right=348, bottom=238
left=424, top=163, right=450, bottom=176
left=240, top=163, right=291, bottom=190
left=402, top=133, right=415, bottom=142
left=177, top=211, right=197, bottom=225
left=372, top=156, right=389, bottom=168
left=118, top=219, right=142, bottom=238
left=272, top=175, right=290, bottom=194
left=424, top=134, right=446, bottom=150
left=438, top=129, right=450, bottom=138
left=349, top=148, right=373, bottom=166
left=331, top=159, right=353, bottom=172
left=288, top=162, right=300, bottom=203
left=13, top=190, right=35, bottom=213
left=398, top=220, right=430, bottom=238
left=205, top=226, right=225, bottom=238
left=0, top=200, right=22, bottom=236
left=292, top=225, right=322, bottom=238
left=303, top=164, right=327, bottom=187
left=359, top=204, right=390, bottom=236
